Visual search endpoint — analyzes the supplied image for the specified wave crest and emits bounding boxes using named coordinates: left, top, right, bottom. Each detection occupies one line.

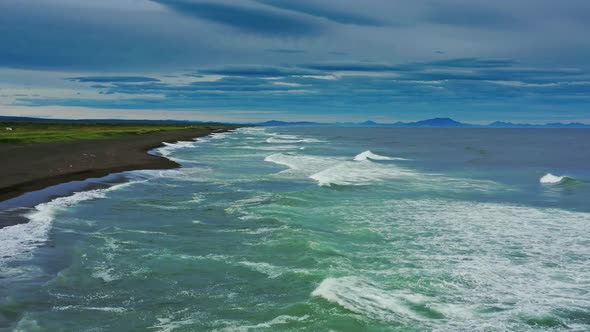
left=312, top=277, right=436, bottom=322
left=310, top=162, right=411, bottom=187
left=353, top=150, right=406, bottom=161
left=266, top=137, right=322, bottom=144
left=0, top=190, right=105, bottom=267
left=540, top=173, right=577, bottom=185
left=0, top=181, right=138, bottom=267
left=265, top=152, right=413, bottom=186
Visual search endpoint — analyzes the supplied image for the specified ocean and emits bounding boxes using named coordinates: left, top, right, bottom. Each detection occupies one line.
left=1, top=127, right=589, bottom=331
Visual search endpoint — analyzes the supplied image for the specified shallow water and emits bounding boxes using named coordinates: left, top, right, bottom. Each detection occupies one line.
left=1, top=127, right=590, bottom=331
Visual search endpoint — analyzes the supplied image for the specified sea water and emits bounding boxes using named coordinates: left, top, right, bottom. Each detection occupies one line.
left=1, top=127, right=589, bottom=331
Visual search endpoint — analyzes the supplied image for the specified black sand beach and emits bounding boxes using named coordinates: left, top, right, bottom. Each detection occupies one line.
left=0, top=127, right=238, bottom=202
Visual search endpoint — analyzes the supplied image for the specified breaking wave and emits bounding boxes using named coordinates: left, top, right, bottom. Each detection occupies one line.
left=264, top=153, right=337, bottom=174
left=265, top=152, right=413, bottom=186
left=540, top=173, right=577, bottom=185
left=312, top=277, right=436, bottom=322
left=353, top=150, right=407, bottom=161
left=266, top=137, right=322, bottom=144
left=310, top=161, right=412, bottom=186
left=0, top=182, right=137, bottom=268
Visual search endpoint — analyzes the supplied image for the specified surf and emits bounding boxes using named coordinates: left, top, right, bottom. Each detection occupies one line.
left=353, top=150, right=407, bottom=161
left=0, top=181, right=139, bottom=269
left=309, top=161, right=412, bottom=186
left=0, top=189, right=106, bottom=267
left=312, top=277, right=437, bottom=322
left=540, top=173, right=578, bottom=185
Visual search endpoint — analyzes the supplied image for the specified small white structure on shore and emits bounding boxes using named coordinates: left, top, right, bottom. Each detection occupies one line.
left=5, top=127, right=13, bottom=131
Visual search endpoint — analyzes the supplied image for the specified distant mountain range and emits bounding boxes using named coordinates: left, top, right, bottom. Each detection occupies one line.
left=256, top=118, right=590, bottom=128
left=1, top=116, right=588, bottom=128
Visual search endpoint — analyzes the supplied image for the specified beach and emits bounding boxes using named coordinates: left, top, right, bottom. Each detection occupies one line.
left=0, top=126, right=237, bottom=202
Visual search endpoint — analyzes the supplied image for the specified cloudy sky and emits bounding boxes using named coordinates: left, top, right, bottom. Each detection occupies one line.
left=1, top=0, right=589, bottom=123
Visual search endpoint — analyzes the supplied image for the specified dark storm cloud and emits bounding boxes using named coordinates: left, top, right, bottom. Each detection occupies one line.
left=152, top=0, right=321, bottom=36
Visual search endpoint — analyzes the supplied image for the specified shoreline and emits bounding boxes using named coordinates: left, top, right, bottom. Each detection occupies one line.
left=0, top=126, right=239, bottom=204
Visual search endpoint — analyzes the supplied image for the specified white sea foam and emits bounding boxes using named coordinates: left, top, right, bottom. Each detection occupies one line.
left=265, top=152, right=498, bottom=190
left=123, top=229, right=168, bottom=235
left=310, top=160, right=413, bottom=186
left=265, top=152, right=414, bottom=186
left=13, top=317, right=42, bottom=332
left=540, top=173, right=566, bottom=184
left=210, top=132, right=227, bottom=139
left=155, top=130, right=231, bottom=160
left=53, top=305, right=127, bottom=313
left=138, top=203, right=188, bottom=211
left=215, top=315, right=310, bottom=331
left=353, top=150, right=407, bottom=161
left=177, top=254, right=231, bottom=262
left=157, top=140, right=198, bottom=158
left=312, top=277, right=427, bottom=322
left=264, top=153, right=338, bottom=175
left=237, top=127, right=268, bottom=134
left=266, top=137, right=322, bottom=144
left=239, top=260, right=310, bottom=278
left=239, top=261, right=285, bottom=278
left=224, top=194, right=273, bottom=218
left=0, top=181, right=137, bottom=268
left=0, top=190, right=104, bottom=267
left=239, top=145, right=300, bottom=151
left=324, top=199, right=590, bottom=327
left=91, top=265, right=119, bottom=282
left=188, top=193, right=205, bottom=204
left=151, top=315, right=199, bottom=332
left=270, top=134, right=300, bottom=140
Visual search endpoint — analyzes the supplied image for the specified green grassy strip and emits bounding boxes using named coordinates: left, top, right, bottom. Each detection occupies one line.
left=0, top=122, right=230, bottom=144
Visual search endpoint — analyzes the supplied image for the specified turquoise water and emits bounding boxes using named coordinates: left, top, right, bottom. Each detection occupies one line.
left=1, top=127, right=590, bottom=331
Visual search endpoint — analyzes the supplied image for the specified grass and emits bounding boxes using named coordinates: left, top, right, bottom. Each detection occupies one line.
left=0, top=122, right=232, bottom=144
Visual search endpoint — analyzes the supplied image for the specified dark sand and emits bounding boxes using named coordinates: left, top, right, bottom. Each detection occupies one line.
left=0, top=127, right=237, bottom=202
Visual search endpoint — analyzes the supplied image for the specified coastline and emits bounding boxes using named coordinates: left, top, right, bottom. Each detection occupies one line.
left=0, top=126, right=239, bottom=203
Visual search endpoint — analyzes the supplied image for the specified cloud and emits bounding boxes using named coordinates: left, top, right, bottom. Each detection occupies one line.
left=68, top=76, right=161, bottom=83
left=0, top=0, right=226, bottom=70
left=151, top=0, right=321, bottom=36
left=266, top=49, right=306, bottom=54
left=0, top=105, right=292, bottom=122
left=13, top=58, right=588, bottom=124
left=253, top=0, right=386, bottom=26
left=1, top=1, right=590, bottom=123
left=298, top=58, right=519, bottom=73
left=2, top=0, right=590, bottom=72
left=426, top=2, right=521, bottom=29
left=424, top=58, right=519, bottom=68
left=197, top=65, right=318, bottom=77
